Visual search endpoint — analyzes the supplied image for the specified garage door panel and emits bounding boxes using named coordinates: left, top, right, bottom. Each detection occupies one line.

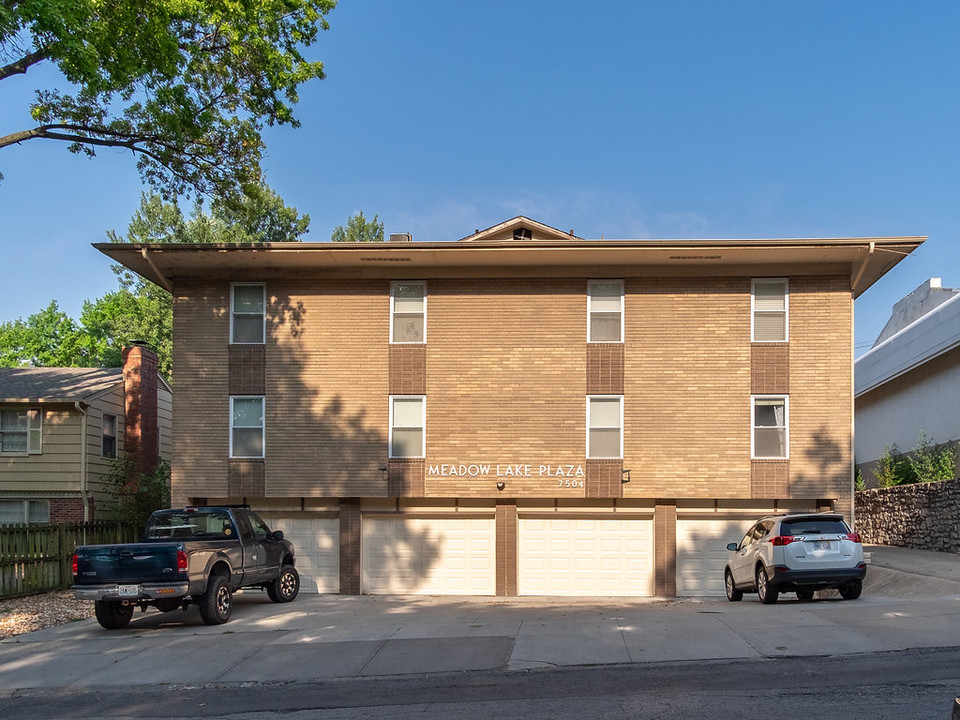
left=362, top=516, right=495, bottom=595
left=518, top=517, right=654, bottom=597
left=268, top=517, right=339, bottom=594
left=676, top=518, right=755, bottom=596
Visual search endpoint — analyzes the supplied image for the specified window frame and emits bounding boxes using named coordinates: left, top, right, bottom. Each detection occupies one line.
left=0, top=499, right=50, bottom=525
left=587, top=279, right=625, bottom=343
left=587, top=395, right=624, bottom=459
left=389, top=395, right=426, bottom=458
left=751, top=278, right=789, bottom=343
left=0, top=407, right=42, bottom=456
left=101, top=413, right=117, bottom=459
left=230, top=396, right=265, bottom=459
left=751, top=394, right=789, bottom=460
left=389, top=281, right=427, bottom=344
left=230, top=282, right=266, bottom=345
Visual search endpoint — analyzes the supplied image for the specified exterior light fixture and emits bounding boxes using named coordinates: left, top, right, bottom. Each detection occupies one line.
left=621, top=469, right=632, bottom=484
left=496, top=482, right=506, bottom=491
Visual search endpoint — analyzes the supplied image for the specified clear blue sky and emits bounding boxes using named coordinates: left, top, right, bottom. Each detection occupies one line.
left=1, top=1, right=958, bottom=356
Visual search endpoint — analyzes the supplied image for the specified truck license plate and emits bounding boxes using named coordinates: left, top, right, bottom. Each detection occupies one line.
left=117, top=584, right=140, bottom=597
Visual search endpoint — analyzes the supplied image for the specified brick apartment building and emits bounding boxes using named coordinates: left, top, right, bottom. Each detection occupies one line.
left=98, top=217, right=922, bottom=597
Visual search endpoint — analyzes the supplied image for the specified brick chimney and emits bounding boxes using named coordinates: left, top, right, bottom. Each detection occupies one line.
left=122, top=342, right=159, bottom=479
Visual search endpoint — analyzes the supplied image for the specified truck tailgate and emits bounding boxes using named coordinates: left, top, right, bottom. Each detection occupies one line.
left=74, top=543, right=182, bottom=585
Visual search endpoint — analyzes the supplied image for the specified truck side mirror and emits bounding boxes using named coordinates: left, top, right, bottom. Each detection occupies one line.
left=272, top=530, right=284, bottom=542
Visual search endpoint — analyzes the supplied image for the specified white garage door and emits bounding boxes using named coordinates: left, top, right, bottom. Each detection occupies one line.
left=518, top=517, right=654, bottom=597
left=268, top=516, right=340, bottom=594
left=676, top=518, right=754, bottom=596
left=362, top=516, right=496, bottom=595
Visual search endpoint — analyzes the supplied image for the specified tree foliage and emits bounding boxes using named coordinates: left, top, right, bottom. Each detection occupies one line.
left=0, top=0, right=336, bottom=196
left=873, top=431, right=957, bottom=488
left=0, top=183, right=309, bottom=377
left=331, top=210, right=385, bottom=243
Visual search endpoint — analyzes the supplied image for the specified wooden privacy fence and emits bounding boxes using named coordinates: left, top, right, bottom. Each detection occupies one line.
left=0, top=521, right=140, bottom=599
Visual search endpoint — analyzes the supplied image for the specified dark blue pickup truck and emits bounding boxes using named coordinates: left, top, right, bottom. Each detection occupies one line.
left=72, top=506, right=299, bottom=629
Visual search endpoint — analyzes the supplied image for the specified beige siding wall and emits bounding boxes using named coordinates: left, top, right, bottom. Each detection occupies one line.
left=170, top=273, right=853, bottom=513
left=0, top=406, right=82, bottom=492
left=85, top=387, right=126, bottom=515
left=159, top=384, right=173, bottom=462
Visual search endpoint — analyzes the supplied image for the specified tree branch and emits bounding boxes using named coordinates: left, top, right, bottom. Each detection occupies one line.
left=0, top=48, right=50, bottom=82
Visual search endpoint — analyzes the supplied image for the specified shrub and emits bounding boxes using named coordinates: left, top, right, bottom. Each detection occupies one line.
left=909, top=431, right=957, bottom=484
left=102, top=456, right=171, bottom=529
left=874, top=443, right=914, bottom=488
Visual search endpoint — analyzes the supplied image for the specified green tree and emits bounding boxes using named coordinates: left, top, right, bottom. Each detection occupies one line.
left=0, top=0, right=336, bottom=197
left=331, top=211, right=385, bottom=243
left=909, top=431, right=957, bottom=484
left=874, top=443, right=914, bottom=488
left=0, top=301, right=93, bottom=366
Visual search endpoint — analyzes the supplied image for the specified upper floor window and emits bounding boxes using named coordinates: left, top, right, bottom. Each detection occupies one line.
left=390, top=395, right=425, bottom=458
left=752, top=395, right=788, bottom=459
left=102, top=414, right=117, bottom=458
left=752, top=279, right=788, bottom=342
left=588, top=280, right=624, bottom=342
left=0, top=408, right=41, bottom=455
left=231, top=283, right=265, bottom=344
left=230, top=396, right=264, bottom=458
left=587, top=395, right=623, bottom=459
left=391, top=281, right=426, bottom=343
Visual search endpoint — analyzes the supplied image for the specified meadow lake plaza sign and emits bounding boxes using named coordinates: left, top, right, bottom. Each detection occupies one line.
left=427, top=463, right=586, bottom=479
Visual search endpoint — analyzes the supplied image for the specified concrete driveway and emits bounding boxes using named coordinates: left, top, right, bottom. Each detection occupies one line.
left=1, top=545, right=959, bottom=691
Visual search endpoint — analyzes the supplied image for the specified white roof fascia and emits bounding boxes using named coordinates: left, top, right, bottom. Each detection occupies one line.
left=855, top=290, right=960, bottom=397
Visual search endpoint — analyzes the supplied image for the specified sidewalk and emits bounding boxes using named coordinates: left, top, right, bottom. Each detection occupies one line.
left=1, top=546, right=959, bottom=691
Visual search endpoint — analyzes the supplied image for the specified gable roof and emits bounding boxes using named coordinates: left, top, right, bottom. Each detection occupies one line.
left=458, top=216, right=582, bottom=243
left=0, top=367, right=123, bottom=404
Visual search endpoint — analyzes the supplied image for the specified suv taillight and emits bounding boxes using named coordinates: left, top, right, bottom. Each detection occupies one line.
left=177, top=550, right=189, bottom=572
left=845, top=532, right=862, bottom=543
left=71, top=553, right=78, bottom=576
left=770, top=536, right=800, bottom=546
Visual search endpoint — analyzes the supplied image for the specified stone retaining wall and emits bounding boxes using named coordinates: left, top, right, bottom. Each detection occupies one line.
left=856, top=478, right=960, bottom=552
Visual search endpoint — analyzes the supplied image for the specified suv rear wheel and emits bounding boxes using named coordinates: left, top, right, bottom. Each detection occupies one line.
left=839, top=580, right=862, bottom=600
left=756, top=566, right=779, bottom=604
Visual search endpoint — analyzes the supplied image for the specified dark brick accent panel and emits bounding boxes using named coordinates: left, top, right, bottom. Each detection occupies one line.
left=586, top=343, right=624, bottom=394
left=751, top=459, right=789, bottom=497
left=122, top=344, right=160, bottom=477
left=496, top=500, right=518, bottom=596
left=389, top=345, right=427, bottom=395
left=227, top=459, right=265, bottom=497
left=339, top=499, right=362, bottom=594
left=50, top=497, right=87, bottom=523
left=229, top=345, right=266, bottom=395
left=585, top=459, right=624, bottom=498
left=751, top=343, right=789, bottom=394
left=387, top=458, right=425, bottom=496
left=655, top=500, right=677, bottom=597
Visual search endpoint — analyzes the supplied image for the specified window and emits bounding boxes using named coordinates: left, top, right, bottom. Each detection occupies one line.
left=391, top=281, right=426, bottom=343
left=390, top=396, right=425, bottom=458
left=588, top=280, right=624, bottom=342
left=752, top=279, right=788, bottom=342
left=102, top=414, right=117, bottom=458
left=0, top=408, right=41, bottom=455
left=587, top=395, right=623, bottom=459
left=230, top=397, right=264, bottom=458
left=231, top=283, right=265, bottom=344
left=0, top=499, right=49, bottom=526
left=752, top=395, right=788, bottom=459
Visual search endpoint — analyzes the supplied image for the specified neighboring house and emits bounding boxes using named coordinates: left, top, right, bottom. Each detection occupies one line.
left=855, top=278, right=960, bottom=484
left=98, top=217, right=921, bottom=597
left=0, top=345, right=172, bottom=525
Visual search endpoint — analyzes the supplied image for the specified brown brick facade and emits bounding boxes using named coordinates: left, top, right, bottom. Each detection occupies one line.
left=751, top=344, right=789, bottom=394
left=496, top=500, right=518, bottom=596
left=387, top=458, right=425, bottom=496
left=229, top=345, right=266, bottom=395
left=586, top=343, right=624, bottom=394
left=389, top=346, right=426, bottom=395
left=585, top=459, right=624, bottom=498
left=50, top=497, right=87, bottom=523
left=339, top=499, right=362, bottom=594
left=227, top=459, right=265, bottom=497
left=654, top=500, right=677, bottom=597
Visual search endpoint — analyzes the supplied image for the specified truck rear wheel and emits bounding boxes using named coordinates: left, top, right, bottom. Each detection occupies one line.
left=267, top=565, right=300, bottom=603
left=94, top=600, right=133, bottom=629
left=198, top=574, right=232, bottom=625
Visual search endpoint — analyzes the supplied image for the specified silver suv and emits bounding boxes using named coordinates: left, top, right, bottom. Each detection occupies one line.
left=724, top=513, right=866, bottom=604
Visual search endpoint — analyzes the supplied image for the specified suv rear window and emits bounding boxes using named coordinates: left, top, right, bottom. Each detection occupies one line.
left=781, top=517, right=850, bottom=536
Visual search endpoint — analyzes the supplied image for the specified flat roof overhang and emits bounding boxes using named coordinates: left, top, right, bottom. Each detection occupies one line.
left=94, top=236, right=924, bottom=298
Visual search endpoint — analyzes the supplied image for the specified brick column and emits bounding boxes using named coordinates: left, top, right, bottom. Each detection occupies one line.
left=654, top=500, right=677, bottom=597
left=496, top=500, right=518, bottom=596
left=339, top=499, right=362, bottom=594
left=122, top=343, right=159, bottom=478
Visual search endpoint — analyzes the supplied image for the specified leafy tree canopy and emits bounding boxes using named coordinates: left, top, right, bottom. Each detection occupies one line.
left=0, top=0, right=336, bottom=197
left=331, top=210, right=385, bottom=242
left=0, top=182, right=309, bottom=377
